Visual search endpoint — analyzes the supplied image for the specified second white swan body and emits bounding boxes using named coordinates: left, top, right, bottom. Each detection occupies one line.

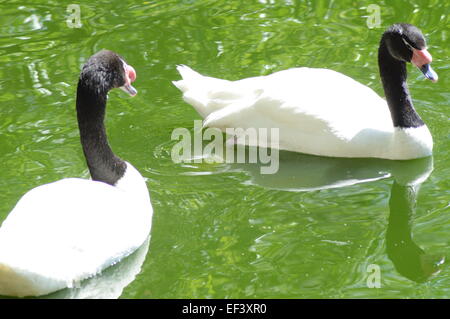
left=173, top=24, right=438, bottom=160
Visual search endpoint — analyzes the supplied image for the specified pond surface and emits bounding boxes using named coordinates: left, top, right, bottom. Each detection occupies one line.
left=0, top=0, right=448, bottom=298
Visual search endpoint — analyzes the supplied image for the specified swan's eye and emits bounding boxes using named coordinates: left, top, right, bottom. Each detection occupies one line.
left=402, top=38, right=414, bottom=51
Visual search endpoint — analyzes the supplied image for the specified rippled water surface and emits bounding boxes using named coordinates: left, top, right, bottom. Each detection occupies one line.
left=0, top=0, right=448, bottom=298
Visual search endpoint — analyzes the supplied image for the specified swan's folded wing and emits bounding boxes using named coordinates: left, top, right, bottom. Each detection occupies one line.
left=204, top=67, right=392, bottom=139
left=202, top=93, right=340, bottom=153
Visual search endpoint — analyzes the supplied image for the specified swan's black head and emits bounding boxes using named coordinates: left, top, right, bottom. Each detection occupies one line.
left=79, top=50, right=137, bottom=96
left=383, top=23, right=438, bottom=82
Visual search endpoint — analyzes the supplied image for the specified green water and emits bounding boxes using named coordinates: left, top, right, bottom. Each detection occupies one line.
left=0, top=0, right=449, bottom=298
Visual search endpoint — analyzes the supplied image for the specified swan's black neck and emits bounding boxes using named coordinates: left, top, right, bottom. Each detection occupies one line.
left=378, top=38, right=424, bottom=128
left=76, top=81, right=126, bottom=186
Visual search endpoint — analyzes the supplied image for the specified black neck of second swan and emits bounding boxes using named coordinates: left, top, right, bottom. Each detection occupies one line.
left=76, top=82, right=126, bottom=186
left=378, top=39, right=424, bottom=128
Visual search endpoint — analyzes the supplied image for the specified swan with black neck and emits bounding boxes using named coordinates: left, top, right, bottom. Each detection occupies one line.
left=0, top=50, right=153, bottom=297
left=173, top=23, right=438, bottom=160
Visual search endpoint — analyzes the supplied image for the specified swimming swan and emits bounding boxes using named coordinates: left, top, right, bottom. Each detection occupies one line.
left=0, top=50, right=153, bottom=297
left=173, top=23, right=438, bottom=160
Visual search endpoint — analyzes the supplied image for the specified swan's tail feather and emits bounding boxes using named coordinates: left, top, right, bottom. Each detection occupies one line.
left=173, top=65, right=226, bottom=118
left=172, top=65, right=202, bottom=93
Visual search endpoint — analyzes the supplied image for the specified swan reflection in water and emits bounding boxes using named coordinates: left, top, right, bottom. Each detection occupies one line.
left=201, top=148, right=445, bottom=283
left=387, top=182, right=444, bottom=282
left=37, top=237, right=150, bottom=299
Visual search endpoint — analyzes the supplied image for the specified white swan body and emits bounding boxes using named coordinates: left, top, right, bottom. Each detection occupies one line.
left=0, top=162, right=152, bottom=297
left=173, top=65, right=432, bottom=160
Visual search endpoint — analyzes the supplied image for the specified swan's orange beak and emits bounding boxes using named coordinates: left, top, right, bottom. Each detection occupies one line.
left=120, top=63, right=138, bottom=96
left=411, top=48, right=438, bottom=82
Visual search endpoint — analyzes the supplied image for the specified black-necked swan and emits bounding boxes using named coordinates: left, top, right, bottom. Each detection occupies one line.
left=173, top=23, right=438, bottom=160
left=0, top=50, right=153, bottom=297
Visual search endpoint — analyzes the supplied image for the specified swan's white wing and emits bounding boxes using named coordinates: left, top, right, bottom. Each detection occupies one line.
left=176, top=67, right=395, bottom=157
left=208, top=68, right=394, bottom=155
left=206, top=68, right=392, bottom=134
left=0, top=177, right=152, bottom=297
